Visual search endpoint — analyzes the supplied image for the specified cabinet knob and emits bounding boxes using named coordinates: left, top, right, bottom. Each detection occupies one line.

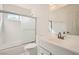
left=50, top=52, right=52, bottom=55
left=41, top=53, right=44, bottom=55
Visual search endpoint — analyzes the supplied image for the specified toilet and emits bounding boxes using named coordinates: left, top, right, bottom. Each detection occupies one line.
left=24, top=43, right=37, bottom=55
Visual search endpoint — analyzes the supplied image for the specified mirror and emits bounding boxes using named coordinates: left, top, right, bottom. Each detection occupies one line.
left=49, top=4, right=79, bottom=35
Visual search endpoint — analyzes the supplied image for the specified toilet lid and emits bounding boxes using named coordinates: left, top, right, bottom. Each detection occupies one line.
left=24, top=43, right=37, bottom=49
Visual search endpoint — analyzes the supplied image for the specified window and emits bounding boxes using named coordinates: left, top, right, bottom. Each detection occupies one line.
left=48, top=20, right=52, bottom=32
left=48, top=20, right=56, bottom=33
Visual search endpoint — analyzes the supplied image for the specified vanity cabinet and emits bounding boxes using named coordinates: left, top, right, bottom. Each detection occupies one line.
left=37, top=46, right=52, bottom=55
left=37, top=39, right=78, bottom=55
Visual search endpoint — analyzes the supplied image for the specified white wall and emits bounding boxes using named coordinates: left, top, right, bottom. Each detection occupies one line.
left=15, top=4, right=49, bottom=37
left=0, top=4, right=49, bottom=38
left=3, top=4, right=32, bottom=16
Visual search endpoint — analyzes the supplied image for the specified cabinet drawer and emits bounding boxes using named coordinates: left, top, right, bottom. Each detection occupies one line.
left=37, top=46, right=51, bottom=55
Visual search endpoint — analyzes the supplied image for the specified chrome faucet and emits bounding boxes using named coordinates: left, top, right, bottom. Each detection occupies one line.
left=58, top=32, right=61, bottom=39
left=58, top=32, right=64, bottom=40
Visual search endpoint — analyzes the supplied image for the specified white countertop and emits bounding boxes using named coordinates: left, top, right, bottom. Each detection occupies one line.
left=38, top=34, right=79, bottom=54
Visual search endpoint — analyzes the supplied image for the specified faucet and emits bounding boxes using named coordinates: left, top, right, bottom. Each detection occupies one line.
left=58, top=32, right=61, bottom=39
left=58, top=32, right=64, bottom=40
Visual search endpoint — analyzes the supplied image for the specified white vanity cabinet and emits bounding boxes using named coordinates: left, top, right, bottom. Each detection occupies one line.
left=37, top=38, right=78, bottom=55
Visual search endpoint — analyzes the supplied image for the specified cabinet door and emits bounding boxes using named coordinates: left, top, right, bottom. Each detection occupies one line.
left=37, top=46, right=50, bottom=55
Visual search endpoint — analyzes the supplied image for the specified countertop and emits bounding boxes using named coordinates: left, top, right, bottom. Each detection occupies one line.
left=38, top=34, right=79, bottom=54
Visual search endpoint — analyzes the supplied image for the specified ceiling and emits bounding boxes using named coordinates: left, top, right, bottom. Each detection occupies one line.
left=49, top=4, right=67, bottom=10
left=15, top=4, right=67, bottom=11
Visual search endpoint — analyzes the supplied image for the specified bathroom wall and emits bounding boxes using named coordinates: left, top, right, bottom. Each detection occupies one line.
left=15, top=4, right=49, bottom=38
left=2, top=4, right=49, bottom=37
left=3, top=4, right=32, bottom=16
left=0, top=4, right=49, bottom=49
left=50, top=4, right=79, bottom=35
